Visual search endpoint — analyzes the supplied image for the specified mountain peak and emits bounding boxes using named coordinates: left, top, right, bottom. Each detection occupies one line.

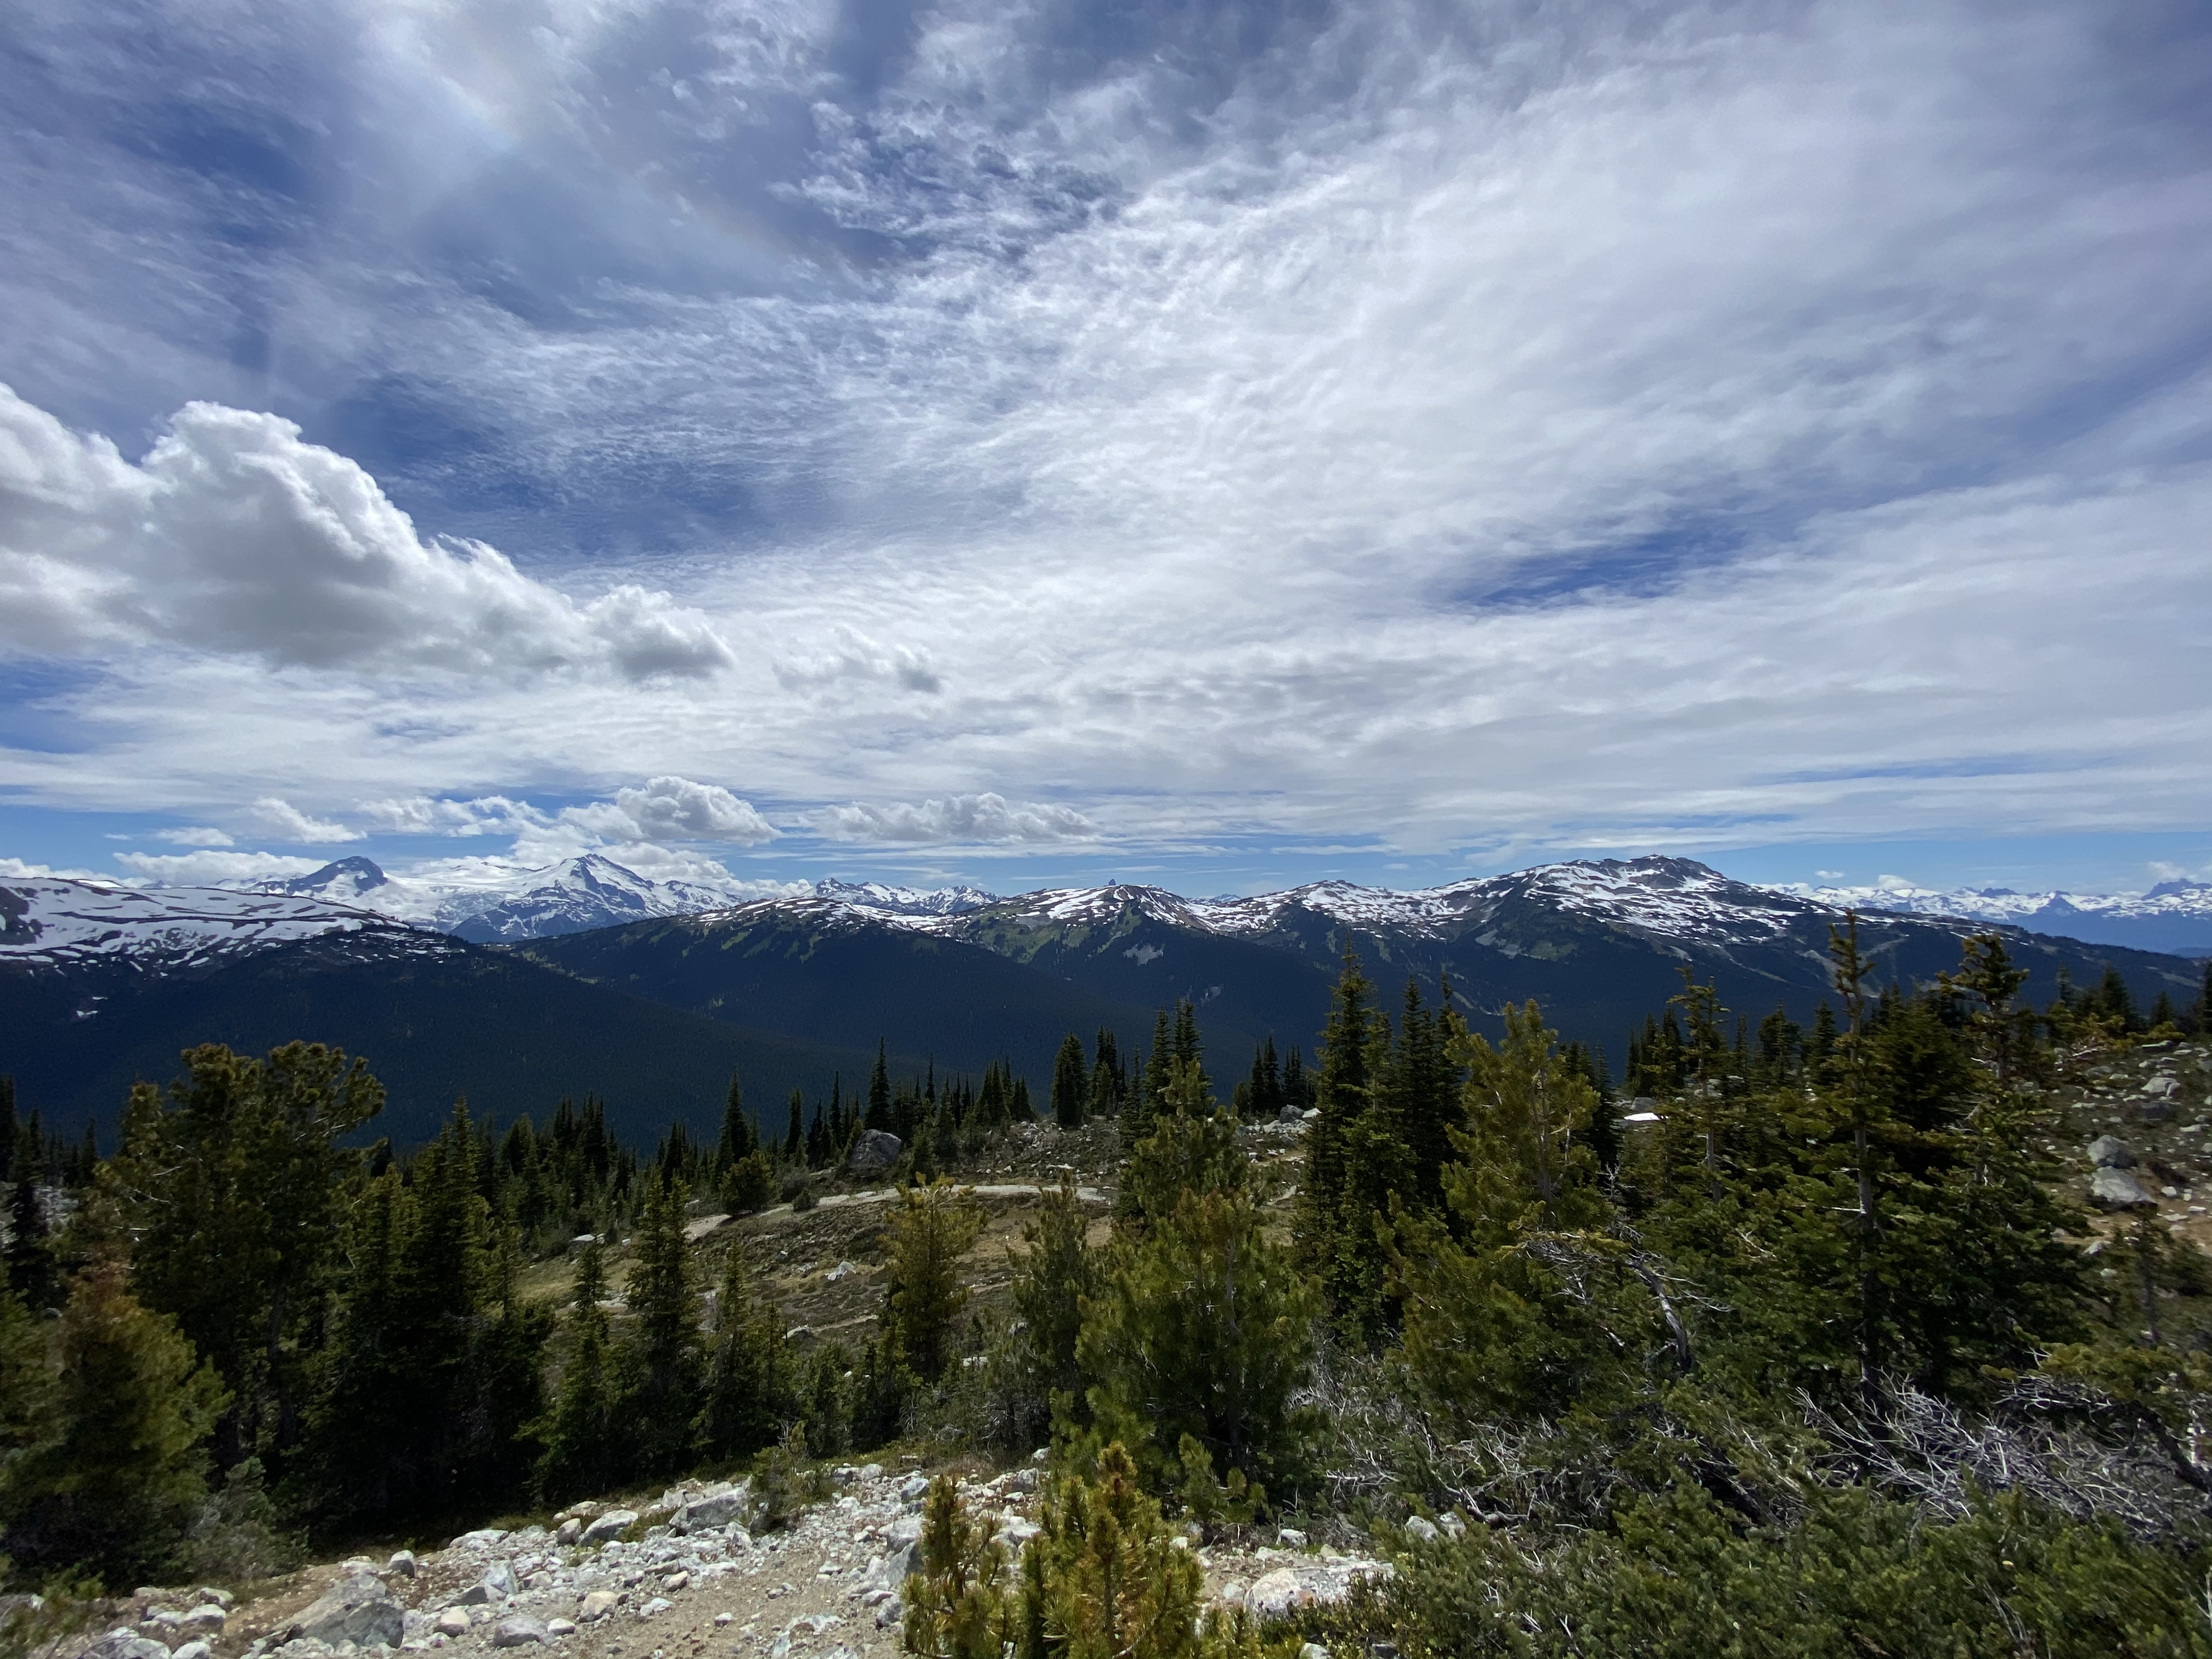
left=264, top=856, right=389, bottom=896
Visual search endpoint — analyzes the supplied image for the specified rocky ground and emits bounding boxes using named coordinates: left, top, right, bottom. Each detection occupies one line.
left=82, top=1460, right=1393, bottom=1659
left=2050, top=1037, right=2212, bottom=1244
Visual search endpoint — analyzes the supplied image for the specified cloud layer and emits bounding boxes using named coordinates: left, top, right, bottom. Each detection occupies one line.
left=0, top=0, right=2207, bottom=881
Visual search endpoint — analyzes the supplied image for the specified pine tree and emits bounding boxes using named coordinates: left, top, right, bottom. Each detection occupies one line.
left=786, top=1088, right=806, bottom=1164
left=716, top=1075, right=754, bottom=1178
left=1294, top=948, right=1386, bottom=1321
left=1015, top=1443, right=1212, bottom=1659
left=1010, top=1181, right=1098, bottom=1407
left=4, top=1178, right=55, bottom=1313
left=1051, top=1034, right=1090, bottom=1131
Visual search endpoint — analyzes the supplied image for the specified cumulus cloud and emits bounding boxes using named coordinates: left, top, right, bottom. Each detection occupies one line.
left=562, top=776, right=779, bottom=845
left=774, top=628, right=943, bottom=695
left=0, top=387, right=733, bottom=682
left=156, top=826, right=234, bottom=847
left=359, top=795, right=539, bottom=837
left=0, top=857, right=104, bottom=880
left=819, top=793, right=1096, bottom=845
left=252, top=797, right=359, bottom=843
left=112, top=849, right=325, bottom=884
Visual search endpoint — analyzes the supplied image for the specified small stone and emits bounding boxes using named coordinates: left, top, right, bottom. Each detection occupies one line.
left=555, top=1519, right=582, bottom=1547
left=196, top=1591, right=235, bottom=1611
left=713, top=1614, right=733, bottom=1627
left=859, top=1464, right=884, bottom=1482
left=182, top=1607, right=227, bottom=1635
left=434, top=1612, right=471, bottom=1639
left=872, top=1600, right=902, bottom=1632
left=1275, top=1528, right=1307, bottom=1549
left=490, top=1617, right=548, bottom=1649
left=577, top=1594, right=619, bottom=1624
left=545, top=1621, right=576, bottom=1639
left=768, top=1635, right=791, bottom=1659
left=1301, top=1645, right=1330, bottom=1659
left=662, top=1572, right=689, bottom=1593
left=898, top=1474, right=930, bottom=1505
left=1246, top=1571, right=1312, bottom=1617
left=1437, top=1513, right=1466, bottom=1541
left=172, top=1644, right=211, bottom=1659
left=1403, top=1517, right=1440, bottom=1544
left=637, top=1599, right=672, bottom=1619
left=386, top=1552, right=417, bottom=1579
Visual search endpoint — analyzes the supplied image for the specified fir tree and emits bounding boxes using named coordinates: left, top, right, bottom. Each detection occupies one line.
left=883, top=1181, right=984, bottom=1382
left=702, top=1241, right=786, bottom=1460
left=537, top=1240, right=620, bottom=1499
left=1051, top=1034, right=1090, bottom=1131
left=868, top=1042, right=893, bottom=1132
left=621, top=1174, right=705, bottom=1476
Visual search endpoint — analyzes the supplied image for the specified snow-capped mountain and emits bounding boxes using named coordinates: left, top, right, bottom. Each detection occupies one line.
left=255, top=853, right=760, bottom=943
left=0, top=875, right=426, bottom=973
left=1784, top=877, right=2212, bottom=957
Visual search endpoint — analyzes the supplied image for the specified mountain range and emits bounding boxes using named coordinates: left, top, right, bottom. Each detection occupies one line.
left=7, top=854, right=2203, bottom=1149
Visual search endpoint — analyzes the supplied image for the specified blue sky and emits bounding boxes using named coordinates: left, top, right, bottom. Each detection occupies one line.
left=2, top=0, right=2209, bottom=901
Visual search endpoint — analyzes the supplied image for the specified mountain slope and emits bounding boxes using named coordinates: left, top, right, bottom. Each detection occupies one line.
left=1, top=924, right=880, bottom=1148
left=514, top=900, right=1182, bottom=1087
left=257, top=853, right=757, bottom=941
left=1791, top=877, right=2212, bottom=956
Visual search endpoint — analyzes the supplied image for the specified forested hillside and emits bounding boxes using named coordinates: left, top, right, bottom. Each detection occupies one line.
left=3, top=925, right=2212, bottom=1659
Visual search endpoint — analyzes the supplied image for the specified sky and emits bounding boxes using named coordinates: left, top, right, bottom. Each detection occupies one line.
left=2, top=0, right=2209, bottom=902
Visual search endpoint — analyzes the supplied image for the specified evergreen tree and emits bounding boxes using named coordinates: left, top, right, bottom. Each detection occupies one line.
left=1009, top=1181, right=1098, bottom=1409
left=536, top=1241, right=620, bottom=1499
left=1014, top=1443, right=1212, bottom=1659
left=3, top=1179, right=55, bottom=1313
left=104, top=1041, right=382, bottom=1468
left=1051, top=1034, right=1090, bottom=1131
left=3, top=1261, right=227, bottom=1586
left=621, top=1174, right=705, bottom=1476
left=702, top=1241, right=786, bottom=1460
left=1294, top=948, right=1387, bottom=1323
left=868, top=1042, right=893, bottom=1132
left=715, top=1075, right=754, bottom=1177
left=883, top=1181, right=984, bottom=1382
left=785, top=1086, right=806, bottom=1164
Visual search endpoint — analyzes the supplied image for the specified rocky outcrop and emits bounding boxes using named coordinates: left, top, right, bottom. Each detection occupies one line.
left=283, top=1575, right=404, bottom=1650
left=845, top=1131, right=904, bottom=1178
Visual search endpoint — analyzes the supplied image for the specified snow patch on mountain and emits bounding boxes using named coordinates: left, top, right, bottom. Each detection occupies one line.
left=0, top=876, right=425, bottom=972
left=1779, top=877, right=2212, bottom=955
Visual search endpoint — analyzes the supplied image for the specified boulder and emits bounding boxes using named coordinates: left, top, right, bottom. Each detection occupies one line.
left=490, top=1617, right=548, bottom=1649
left=1246, top=1571, right=1313, bottom=1618
left=195, top=1592, right=234, bottom=1612
left=172, top=1644, right=210, bottom=1659
left=386, top=1551, right=417, bottom=1579
left=180, top=1607, right=226, bottom=1634
left=676, top=1482, right=755, bottom=1533
left=78, top=1634, right=170, bottom=1659
left=2092, top=1167, right=2158, bottom=1211
left=433, top=1611, right=471, bottom=1639
left=847, top=1130, right=904, bottom=1178
left=286, top=1575, right=404, bottom=1651
left=555, top=1517, right=583, bottom=1546
left=2088, top=1135, right=2136, bottom=1169
left=577, top=1593, right=619, bottom=1624
left=546, top=1619, right=577, bottom=1638
left=1276, top=1104, right=1303, bottom=1125
left=1403, top=1517, right=1439, bottom=1544
left=582, top=1509, right=638, bottom=1545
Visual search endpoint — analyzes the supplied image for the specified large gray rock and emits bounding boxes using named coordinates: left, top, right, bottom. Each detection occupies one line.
left=847, top=1130, right=904, bottom=1178
left=2088, top=1135, right=2136, bottom=1169
left=580, top=1509, right=638, bottom=1544
left=675, top=1481, right=755, bottom=1533
left=2091, top=1166, right=2158, bottom=1211
left=78, top=1633, right=170, bottom=1659
left=287, top=1575, right=404, bottom=1650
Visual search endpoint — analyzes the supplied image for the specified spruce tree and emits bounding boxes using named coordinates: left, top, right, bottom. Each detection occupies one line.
left=785, top=1088, right=805, bottom=1164
left=1010, top=1181, right=1098, bottom=1408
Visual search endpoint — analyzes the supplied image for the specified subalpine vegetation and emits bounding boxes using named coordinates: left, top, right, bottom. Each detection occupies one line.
left=2, top=933, right=2210, bottom=1659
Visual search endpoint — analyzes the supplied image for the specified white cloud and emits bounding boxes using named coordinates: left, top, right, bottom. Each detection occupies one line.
left=0, top=387, right=733, bottom=682
left=156, top=826, right=235, bottom=847
left=560, top=776, right=778, bottom=845
left=774, top=628, right=944, bottom=695
left=359, top=795, right=539, bottom=837
left=112, top=849, right=325, bottom=884
left=1814, top=870, right=1844, bottom=879
left=252, top=797, right=360, bottom=843
left=0, top=856, right=104, bottom=880
left=820, top=793, right=1096, bottom=845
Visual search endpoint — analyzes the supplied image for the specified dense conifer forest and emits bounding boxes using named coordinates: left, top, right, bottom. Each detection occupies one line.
left=4, top=927, right=2212, bottom=1657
